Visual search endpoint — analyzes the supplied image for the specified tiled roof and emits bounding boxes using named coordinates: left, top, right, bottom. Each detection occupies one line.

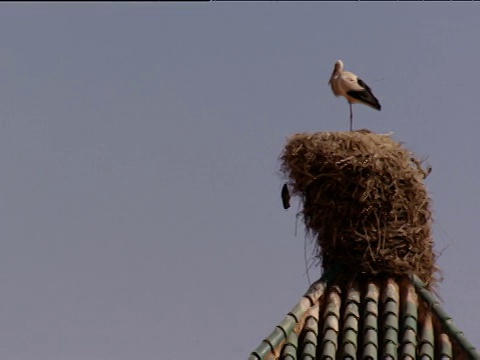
left=250, top=266, right=479, bottom=360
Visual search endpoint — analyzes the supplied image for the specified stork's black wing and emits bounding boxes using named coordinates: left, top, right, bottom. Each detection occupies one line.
left=347, top=78, right=381, bottom=111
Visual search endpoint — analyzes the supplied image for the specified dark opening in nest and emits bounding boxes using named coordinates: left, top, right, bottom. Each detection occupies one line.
left=280, top=131, right=438, bottom=288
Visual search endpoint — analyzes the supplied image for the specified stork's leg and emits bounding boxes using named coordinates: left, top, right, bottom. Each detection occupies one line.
left=349, top=103, right=353, bottom=131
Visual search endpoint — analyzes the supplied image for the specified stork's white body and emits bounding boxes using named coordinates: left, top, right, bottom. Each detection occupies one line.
left=328, top=60, right=381, bottom=131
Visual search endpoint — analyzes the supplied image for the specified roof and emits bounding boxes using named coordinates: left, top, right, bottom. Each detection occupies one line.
left=249, top=267, right=479, bottom=360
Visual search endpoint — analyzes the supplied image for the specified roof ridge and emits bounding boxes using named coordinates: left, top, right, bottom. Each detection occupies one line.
left=408, top=274, right=480, bottom=359
left=249, top=266, right=340, bottom=360
left=249, top=270, right=480, bottom=360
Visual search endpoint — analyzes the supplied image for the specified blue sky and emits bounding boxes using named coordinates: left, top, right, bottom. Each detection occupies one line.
left=0, top=3, right=478, bottom=359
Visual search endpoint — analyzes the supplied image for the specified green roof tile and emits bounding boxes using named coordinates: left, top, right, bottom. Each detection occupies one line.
left=418, top=312, right=435, bottom=360
left=340, top=284, right=360, bottom=358
left=249, top=341, right=272, bottom=360
left=305, top=315, right=320, bottom=336
left=381, top=280, right=399, bottom=359
left=322, top=329, right=337, bottom=347
left=321, top=343, right=336, bottom=359
left=340, top=342, right=356, bottom=359
left=266, top=327, right=286, bottom=350
left=278, top=315, right=298, bottom=336
left=400, top=285, right=417, bottom=359
left=304, top=303, right=320, bottom=357
left=410, top=274, right=480, bottom=359
left=250, top=267, right=338, bottom=360
left=439, top=333, right=453, bottom=358
left=361, top=282, right=379, bottom=359
left=252, top=273, right=479, bottom=360
left=281, top=332, right=298, bottom=360
left=301, top=329, right=317, bottom=357
left=289, top=299, right=312, bottom=323
left=320, top=288, right=340, bottom=358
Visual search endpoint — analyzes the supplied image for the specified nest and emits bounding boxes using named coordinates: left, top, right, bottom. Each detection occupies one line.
left=280, top=130, right=438, bottom=288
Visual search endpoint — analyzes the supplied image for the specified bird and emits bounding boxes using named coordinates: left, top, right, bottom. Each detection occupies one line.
left=281, top=183, right=290, bottom=210
left=328, top=60, right=381, bottom=131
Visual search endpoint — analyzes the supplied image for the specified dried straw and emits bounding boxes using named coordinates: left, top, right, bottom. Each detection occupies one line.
left=280, top=130, right=438, bottom=288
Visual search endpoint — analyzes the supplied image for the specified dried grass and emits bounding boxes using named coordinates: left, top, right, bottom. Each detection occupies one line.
left=280, top=130, right=438, bottom=288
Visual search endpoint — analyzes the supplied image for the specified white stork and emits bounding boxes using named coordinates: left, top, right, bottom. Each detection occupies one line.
left=328, top=60, right=381, bottom=131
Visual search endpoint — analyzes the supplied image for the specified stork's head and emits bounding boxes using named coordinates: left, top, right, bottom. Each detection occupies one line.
left=328, top=60, right=344, bottom=86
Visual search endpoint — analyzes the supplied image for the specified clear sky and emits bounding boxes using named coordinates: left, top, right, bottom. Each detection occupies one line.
left=0, top=3, right=478, bottom=360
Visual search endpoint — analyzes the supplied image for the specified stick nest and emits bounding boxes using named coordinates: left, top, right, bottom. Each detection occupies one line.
left=280, top=130, right=438, bottom=288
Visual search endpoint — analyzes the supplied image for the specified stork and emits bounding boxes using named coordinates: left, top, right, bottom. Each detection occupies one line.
left=328, top=60, right=381, bottom=131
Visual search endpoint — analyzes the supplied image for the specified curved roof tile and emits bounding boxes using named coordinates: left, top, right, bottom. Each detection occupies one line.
left=250, top=268, right=479, bottom=360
